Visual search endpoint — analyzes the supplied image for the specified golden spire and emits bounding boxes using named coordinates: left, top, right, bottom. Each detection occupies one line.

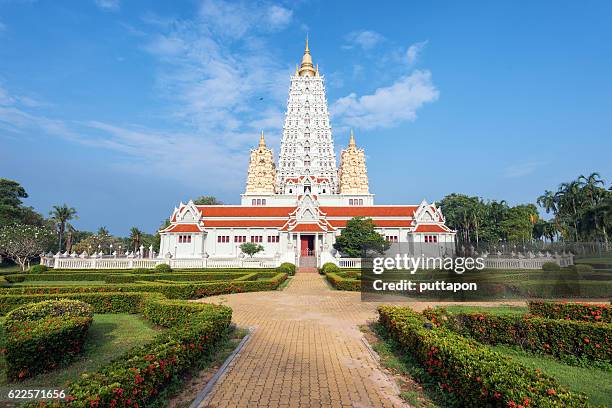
left=349, top=129, right=356, bottom=147
left=259, top=130, right=266, bottom=148
left=298, top=35, right=316, bottom=77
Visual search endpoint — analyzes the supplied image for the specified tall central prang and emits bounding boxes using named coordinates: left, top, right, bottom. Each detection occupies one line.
left=276, top=38, right=339, bottom=194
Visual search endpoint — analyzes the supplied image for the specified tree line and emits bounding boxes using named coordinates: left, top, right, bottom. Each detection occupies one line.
left=0, top=177, right=225, bottom=271
left=439, top=172, right=611, bottom=248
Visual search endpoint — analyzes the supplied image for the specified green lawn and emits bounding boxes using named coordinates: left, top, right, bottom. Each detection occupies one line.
left=491, top=344, right=612, bottom=407
left=0, top=314, right=160, bottom=389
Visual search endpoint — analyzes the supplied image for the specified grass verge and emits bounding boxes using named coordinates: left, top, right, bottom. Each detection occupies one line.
left=0, top=314, right=160, bottom=389
left=490, top=344, right=612, bottom=407
left=362, top=323, right=444, bottom=408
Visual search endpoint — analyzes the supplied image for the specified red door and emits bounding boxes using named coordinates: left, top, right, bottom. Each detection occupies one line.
left=300, top=235, right=309, bottom=255
left=300, top=235, right=314, bottom=256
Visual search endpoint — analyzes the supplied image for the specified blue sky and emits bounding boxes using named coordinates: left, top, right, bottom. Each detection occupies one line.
left=1, top=0, right=611, bottom=235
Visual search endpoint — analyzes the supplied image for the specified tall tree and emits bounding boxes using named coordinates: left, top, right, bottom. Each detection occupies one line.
left=0, top=178, right=44, bottom=227
left=49, top=204, right=78, bottom=252
left=0, top=224, right=54, bottom=271
left=333, top=217, right=390, bottom=257
left=129, top=227, right=143, bottom=251
left=193, top=196, right=223, bottom=205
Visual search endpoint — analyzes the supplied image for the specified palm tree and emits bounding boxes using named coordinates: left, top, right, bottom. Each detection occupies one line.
left=49, top=204, right=78, bottom=252
left=537, top=190, right=557, bottom=214
left=129, top=227, right=143, bottom=252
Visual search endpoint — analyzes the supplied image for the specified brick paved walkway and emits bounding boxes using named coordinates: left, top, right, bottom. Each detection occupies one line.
left=195, top=274, right=407, bottom=407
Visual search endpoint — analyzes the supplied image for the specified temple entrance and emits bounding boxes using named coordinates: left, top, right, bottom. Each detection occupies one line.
left=298, top=234, right=317, bottom=271
left=300, top=234, right=315, bottom=256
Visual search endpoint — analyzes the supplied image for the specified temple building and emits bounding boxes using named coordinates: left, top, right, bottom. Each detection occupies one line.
left=159, top=39, right=455, bottom=267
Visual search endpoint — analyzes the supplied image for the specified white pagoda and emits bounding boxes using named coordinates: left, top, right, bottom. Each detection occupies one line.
left=159, top=39, right=455, bottom=267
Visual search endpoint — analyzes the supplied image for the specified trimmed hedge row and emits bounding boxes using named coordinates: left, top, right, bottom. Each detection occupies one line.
left=6, top=273, right=111, bottom=283
left=379, top=306, right=590, bottom=407
left=4, top=300, right=93, bottom=380
left=423, top=308, right=611, bottom=366
left=104, top=272, right=250, bottom=284
left=0, top=272, right=288, bottom=300
left=0, top=292, right=147, bottom=315
left=15, top=293, right=232, bottom=408
left=50, top=268, right=278, bottom=274
left=326, top=272, right=360, bottom=291
left=528, top=301, right=611, bottom=323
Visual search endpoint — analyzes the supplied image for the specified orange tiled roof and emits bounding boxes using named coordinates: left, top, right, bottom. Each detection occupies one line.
left=203, top=219, right=287, bottom=228
left=289, top=223, right=327, bottom=232
left=320, top=206, right=418, bottom=217
left=196, top=206, right=295, bottom=217
left=162, top=224, right=203, bottom=233
left=414, top=224, right=451, bottom=233
left=328, top=219, right=414, bottom=228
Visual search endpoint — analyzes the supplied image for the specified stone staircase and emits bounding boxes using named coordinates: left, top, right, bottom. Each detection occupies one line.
left=298, top=255, right=318, bottom=273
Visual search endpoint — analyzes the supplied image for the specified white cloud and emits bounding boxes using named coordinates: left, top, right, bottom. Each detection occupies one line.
left=344, top=30, right=385, bottom=51
left=94, top=0, right=120, bottom=12
left=267, top=5, right=293, bottom=29
left=0, top=0, right=295, bottom=191
left=504, top=162, right=543, bottom=178
left=198, top=0, right=292, bottom=39
left=330, top=70, right=439, bottom=130
left=406, top=40, right=428, bottom=65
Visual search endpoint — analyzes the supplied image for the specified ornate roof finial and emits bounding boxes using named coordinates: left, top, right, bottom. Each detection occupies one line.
left=298, top=35, right=316, bottom=77
left=259, top=130, right=266, bottom=147
left=349, top=129, right=356, bottom=147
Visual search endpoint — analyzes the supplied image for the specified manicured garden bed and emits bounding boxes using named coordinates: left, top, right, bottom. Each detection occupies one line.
left=0, top=291, right=233, bottom=407
left=378, top=305, right=591, bottom=407
left=423, top=307, right=611, bottom=367
left=0, top=313, right=160, bottom=388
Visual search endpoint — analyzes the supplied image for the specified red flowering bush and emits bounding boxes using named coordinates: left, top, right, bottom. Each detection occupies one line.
left=3, top=300, right=93, bottom=380
left=423, top=308, right=611, bottom=366
left=528, top=301, right=611, bottom=323
left=379, top=306, right=590, bottom=407
left=16, top=293, right=232, bottom=408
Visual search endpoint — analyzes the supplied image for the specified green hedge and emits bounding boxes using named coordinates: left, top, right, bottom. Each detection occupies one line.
left=0, top=292, right=148, bottom=315
left=14, top=292, right=232, bottom=408
left=0, top=273, right=288, bottom=300
left=276, top=262, right=296, bottom=276
left=3, top=300, right=93, bottom=380
left=104, top=272, right=250, bottom=284
left=528, top=301, right=611, bottom=323
left=378, top=306, right=590, bottom=407
left=326, top=272, right=360, bottom=291
left=50, top=268, right=278, bottom=274
left=423, top=308, right=611, bottom=366
left=320, top=262, right=340, bottom=274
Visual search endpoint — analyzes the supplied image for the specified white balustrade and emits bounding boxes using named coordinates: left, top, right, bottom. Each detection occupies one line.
left=40, top=256, right=280, bottom=269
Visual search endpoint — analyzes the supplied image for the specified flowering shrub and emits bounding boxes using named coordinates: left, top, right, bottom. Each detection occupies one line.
left=8, top=293, right=232, bottom=407
left=423, top=308, right=611, bottom=366
left=326, top=272, right=360, bottom=291
left=528, top=301, right=611, bottom=323
left=3, top=300, right=93, bottom=380
left=378, top=306, right=590, bottom=407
